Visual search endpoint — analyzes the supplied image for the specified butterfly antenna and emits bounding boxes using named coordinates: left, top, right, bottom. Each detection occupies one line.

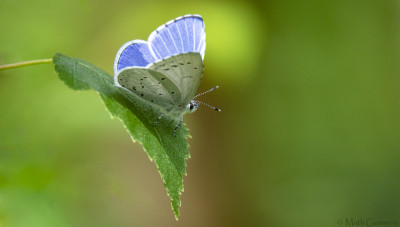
left=194, top=86, right=219, bottom=99
left=195, top=101, right=221, bottom=112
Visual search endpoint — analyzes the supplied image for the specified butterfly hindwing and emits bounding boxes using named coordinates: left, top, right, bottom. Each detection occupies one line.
left=150, top=52, right=203, bottom=105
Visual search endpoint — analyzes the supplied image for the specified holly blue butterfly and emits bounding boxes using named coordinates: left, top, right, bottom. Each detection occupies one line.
left=114, top=14, right=220, bottom=136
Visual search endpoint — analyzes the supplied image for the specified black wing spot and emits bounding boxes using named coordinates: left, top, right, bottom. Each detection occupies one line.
left=119, top=78, right=123, bottom=81
left=143, top=76, right=147, bottom=78
left=140, top=78, right=143, bottom=80
left=158, top=82, right=161, bottom=85
left=133, top=86, right=136, bottom=91
left=142, top=86, right=144, bottom=88
left=159, top=94, right=162, bottom=96
left=171, top=65, right=178, bottom=67
left=187, top=62, right=191, bottom=64
left=171, top=91, right=174, bottom=94
left=180, top=63, right=184, bottom=65
left=141, top=94, right=144, bottom=97
left=161, top=78, right=165, bottom=80
left=164, top=68, right=170, bottom=71
left=151, top=100, right=154, bottom=102
left=194, top=67, right=197, bottom=69
left=140, top=82, right=143, bottom=85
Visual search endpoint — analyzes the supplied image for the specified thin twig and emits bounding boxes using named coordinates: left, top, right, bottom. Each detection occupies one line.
left=0, top=58, right=53, bottom=71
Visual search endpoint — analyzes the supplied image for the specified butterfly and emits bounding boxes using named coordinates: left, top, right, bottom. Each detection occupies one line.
left=113, top=14, right=220, bottom=136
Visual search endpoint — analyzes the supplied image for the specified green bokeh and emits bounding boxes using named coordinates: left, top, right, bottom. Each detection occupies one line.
left=1, top=0, right=400, bottom=226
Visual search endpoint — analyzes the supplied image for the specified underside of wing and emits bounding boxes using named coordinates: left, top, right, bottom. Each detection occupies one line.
left=149, top=53, right=203, bottom=105
left=116, top=68, right=184, bottom=112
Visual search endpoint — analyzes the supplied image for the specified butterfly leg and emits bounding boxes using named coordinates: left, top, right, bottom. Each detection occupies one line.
left=153, top=113, right=164, bottom=126
left=173, top=117, right=183, bottom=137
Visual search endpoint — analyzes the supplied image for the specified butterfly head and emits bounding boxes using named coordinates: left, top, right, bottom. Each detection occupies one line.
left=186, top=100, right=200, bottom=113
left=186, top=86, right=222, bottom=114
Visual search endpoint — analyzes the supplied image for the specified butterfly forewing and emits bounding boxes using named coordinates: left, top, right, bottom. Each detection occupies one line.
left=150, top=52, right=203, bottom=105
left=148, top=15, right=205, bottom=60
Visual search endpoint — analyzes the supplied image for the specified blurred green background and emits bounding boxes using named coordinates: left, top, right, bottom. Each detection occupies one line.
left=1, top=0, right=400, bottom=226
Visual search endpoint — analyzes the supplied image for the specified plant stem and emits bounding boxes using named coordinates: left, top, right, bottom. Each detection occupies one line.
left=0, top=58, right=53, bottom=71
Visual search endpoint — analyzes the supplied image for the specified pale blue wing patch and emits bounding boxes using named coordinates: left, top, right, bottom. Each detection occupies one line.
left=149, top=25, right=179, bottom=59
left=164, top=21, right=184, bottom=53
left=113, top=40, right=156, bottom=74
left=189, top=16, right=205, bottom=55
left=148, top=15, right=205, bottom=60
left=197, top=31, right=206, bottom=58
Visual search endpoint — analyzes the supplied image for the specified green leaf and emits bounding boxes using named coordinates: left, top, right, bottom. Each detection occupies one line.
left=53, top=53, right=190, bottom=219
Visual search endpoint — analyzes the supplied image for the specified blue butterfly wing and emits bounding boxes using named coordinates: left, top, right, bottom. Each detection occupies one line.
left=148, top=15, right=205, bottom=60
left=113, top=40, right=156, bottom=74
left=114, top=15, right=205, bottom=75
